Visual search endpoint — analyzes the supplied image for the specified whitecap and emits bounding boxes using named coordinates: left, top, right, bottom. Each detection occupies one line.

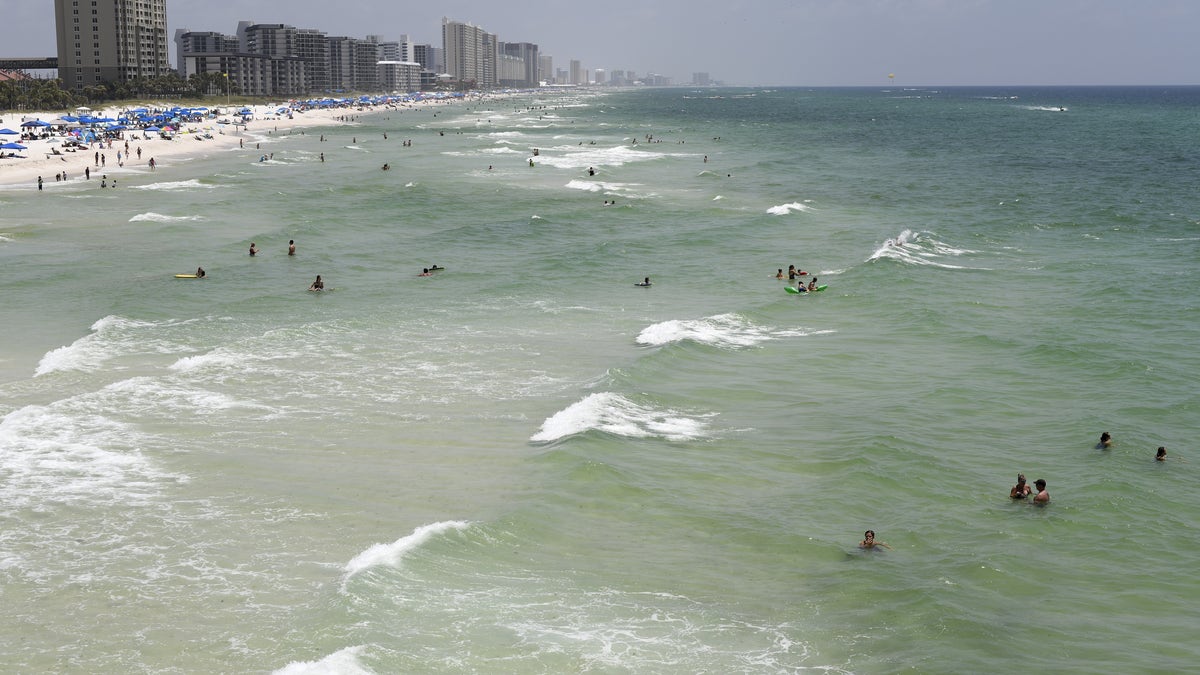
left=767, top=201, right=814, bottom=215
left=35, top=315, right=149, bottom=376
left=129, top=212, right=203, bottom=223
left=531, top=392, right=712, bottom=443
left=273, top=645, right=372, bottom=675
left=636, top=313, right=783, bottom=349
left=867, top=229, right=986, bottom=269
left=343, top=521, right=472, bottom=579
left=129, top=179, right=215, bottom=191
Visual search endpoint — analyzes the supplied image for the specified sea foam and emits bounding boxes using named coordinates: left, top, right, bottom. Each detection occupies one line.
left=767, top=201, right=814, bottom=215
left=636, top=313, right=805, bottom=349
left=531, top=392, right=712, bottom=443
left=343, top=520, right=472, bottom=579
left=129, top=179, right=215, bottom=191
left=129, top=212, right=204, bottom=223
left=868, top=229, right=984, bottom=269
left=273, top=646, right=371, bottom=675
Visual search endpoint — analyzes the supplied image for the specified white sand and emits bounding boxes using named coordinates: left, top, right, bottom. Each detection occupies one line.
left=0, top=94, right=502, bottom=190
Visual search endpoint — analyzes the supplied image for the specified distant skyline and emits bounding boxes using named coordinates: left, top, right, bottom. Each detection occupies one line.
left=5, top=0, right=1199, bottom=86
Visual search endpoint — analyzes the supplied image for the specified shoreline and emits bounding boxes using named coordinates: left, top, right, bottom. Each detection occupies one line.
left=0, top=93, right=516, bottom=190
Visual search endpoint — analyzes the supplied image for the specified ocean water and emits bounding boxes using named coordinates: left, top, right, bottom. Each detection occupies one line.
left=2, top=86, right=1199, bottom=673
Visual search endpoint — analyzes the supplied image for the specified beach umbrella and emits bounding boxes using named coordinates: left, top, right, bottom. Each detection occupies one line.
left=0, top=128, right=17, bottom=135
left=144, top=126, right=160, bottom=132
left=1, top=142, right=28, bottom=150
left=21, top=120, right=51, bottom=128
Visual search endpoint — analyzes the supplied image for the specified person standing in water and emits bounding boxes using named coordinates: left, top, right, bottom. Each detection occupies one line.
left=1010, top=474, right=1032, bottom=499
left=288, top=240, right=296, bottom=256
left=308, top=275, right=324, bottom=291
left=249, top=243, right=259, bottom=256
left=1033, top=479, right=1050, bottom=503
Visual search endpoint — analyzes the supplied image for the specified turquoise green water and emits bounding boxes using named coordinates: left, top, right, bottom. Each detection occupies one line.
left=2, top=87, right=1199, bottom=673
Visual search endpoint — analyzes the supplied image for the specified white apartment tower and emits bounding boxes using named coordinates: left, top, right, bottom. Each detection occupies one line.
left=442, top=17, right=496, bottom=89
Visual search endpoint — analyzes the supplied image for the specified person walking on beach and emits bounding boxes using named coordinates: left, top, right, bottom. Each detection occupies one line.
left=149, top=157, right=156, bottom=170
left=85, top=166, right=90, bottom=180
left=37, top=176, right=42, bottom=190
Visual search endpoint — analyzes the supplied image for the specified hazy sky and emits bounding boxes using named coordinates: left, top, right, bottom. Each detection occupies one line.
left=5, top=0, right=1198, bottom=86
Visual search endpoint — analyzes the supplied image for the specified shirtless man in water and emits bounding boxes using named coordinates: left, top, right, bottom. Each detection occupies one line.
left=1033, top=479, right=1050, bottom=504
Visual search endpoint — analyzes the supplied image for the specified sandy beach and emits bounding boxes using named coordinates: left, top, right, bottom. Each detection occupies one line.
left=0, top=94, right=501, bottom=190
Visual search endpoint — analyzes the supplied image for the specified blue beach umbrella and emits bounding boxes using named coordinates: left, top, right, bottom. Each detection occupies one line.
left=2, top=142, right=28, bottom=150
left=0, top=128, right=18, bottom=135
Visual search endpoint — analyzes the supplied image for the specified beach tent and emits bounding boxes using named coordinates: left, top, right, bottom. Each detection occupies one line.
left=0, top=128, right=18, bottom=135
left=1, top=142, right=28, bottom=150
left=20, top=120, right=51, bottom=128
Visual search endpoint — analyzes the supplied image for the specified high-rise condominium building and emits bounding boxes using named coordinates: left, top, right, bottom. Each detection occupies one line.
left=54, top=0, right=171, bottom=90
left=442, top=17, right=496, bottom=89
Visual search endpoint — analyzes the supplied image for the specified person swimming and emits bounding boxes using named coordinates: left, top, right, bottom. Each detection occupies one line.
left=635, top=277, right=652, bottom=287
left=195, top=266, right=206, bottom=279
left=808, top=277, right=819, bottom=291
left=1156, top=446, right=1167, bottom=461
left=1098, top=432, right=1113, bottom=449
left=308, top=275, right=324, bottom=291
left=859, top=530, right=891, bottom=550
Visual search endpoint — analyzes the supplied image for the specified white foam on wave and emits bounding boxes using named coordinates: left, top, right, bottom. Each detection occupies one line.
left=35, top=315, right=148, bottom=376
left=343, top=521, right=472, bottom=580
left=129, top=212, right=204, bottom=223
left=534, top=144, right=665, bottom=170
left=868, top=229, right=983, bottom=269
left=0, top=390, right=180, bottom=509
left=531, top=392, right=713, bottom=443
left=767, top=201, right=814, bottom=215
left=129, top=179, right=215, bottom=191
left=636, top=313, right=809, bottom=349
left=273, top=645, right=371, bottom=675
left=565, top=179, right=645, bottom=195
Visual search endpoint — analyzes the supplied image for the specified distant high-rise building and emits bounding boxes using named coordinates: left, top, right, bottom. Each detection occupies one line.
left=55, top=0, right=171, bottom=90
left=499, top=42, right=539, bottom=88
left=593, top=69, right=606, bottom=85
left=413, top=44, right=444, bottom=74
left=442, top=18, right=496, bottom=88
left=692, top=72, right=711, bottom=86
left=538, top=54, right=553, bottom=85
left=176, top=25, right=306, bottom=97
left=569, top=59, right=582, bottom=85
